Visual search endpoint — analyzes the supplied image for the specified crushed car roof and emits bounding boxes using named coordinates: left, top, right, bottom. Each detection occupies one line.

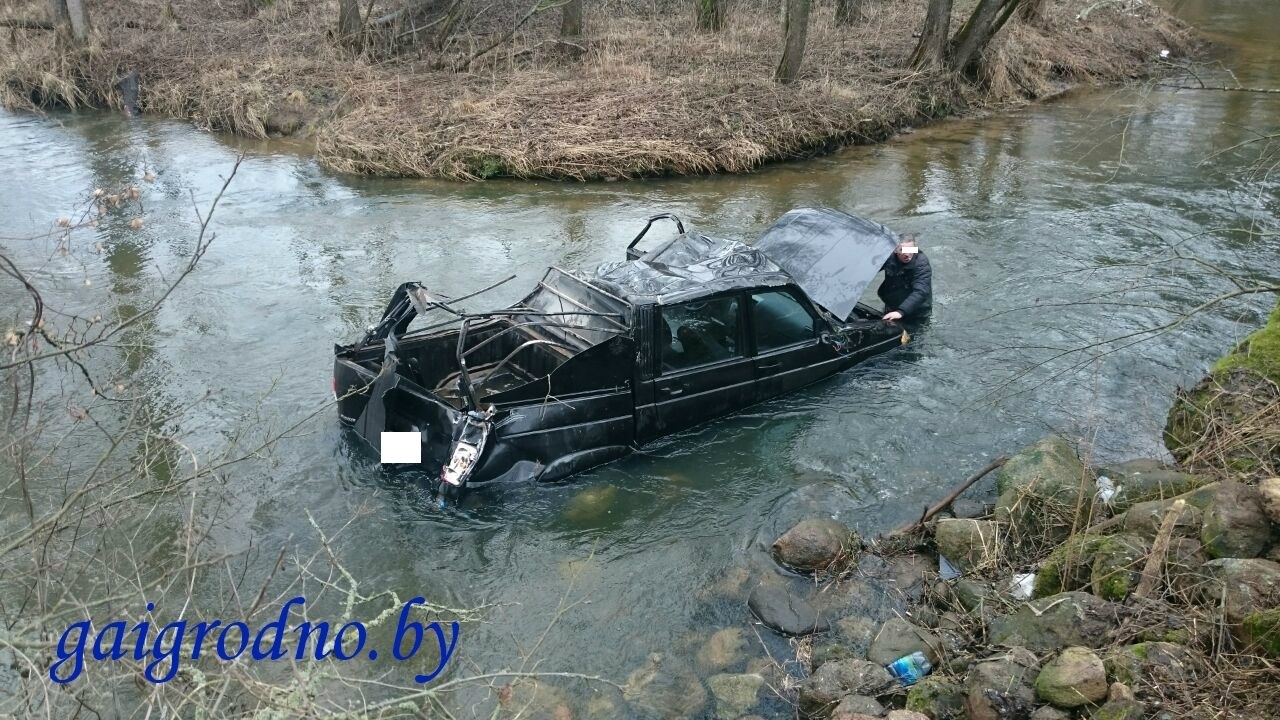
left=591, top=207, right=900, bottom=317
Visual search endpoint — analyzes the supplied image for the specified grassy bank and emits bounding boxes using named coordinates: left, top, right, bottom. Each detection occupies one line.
left=1, top=0, right=1194, bottom=180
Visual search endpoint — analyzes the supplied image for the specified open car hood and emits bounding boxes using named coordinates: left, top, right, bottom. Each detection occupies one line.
left=752, top=208, right=900, bottom=321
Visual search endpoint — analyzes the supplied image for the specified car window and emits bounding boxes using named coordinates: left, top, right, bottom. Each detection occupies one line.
left=752, top=290, right=817, bottom=352
left=660, top=297, right=741, bottom=372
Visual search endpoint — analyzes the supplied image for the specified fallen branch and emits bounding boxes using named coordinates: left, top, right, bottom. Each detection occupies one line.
left=887, top=456, right=1008, bottom=537
left=1134, top=498, right=1185, bottom=599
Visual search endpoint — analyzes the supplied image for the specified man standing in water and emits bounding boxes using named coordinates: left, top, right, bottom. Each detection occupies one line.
left=878, top=235, right=933, bottom=323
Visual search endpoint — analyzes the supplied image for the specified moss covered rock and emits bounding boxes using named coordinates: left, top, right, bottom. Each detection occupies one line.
left=994, top=436, right=1094, bottom=543
left=990, top=592, right=1123, bottom=652
left=1199, top=481, right=1272, bottom=559
left=1241, top=608, right=1280, bottom=658
left=905, top=676, right=965, bottom=719
left=1121, top=498, right=1203, bottom=541
left=1033, top=534, right=1107, bottom=598
left=1034, top=646, right=1108, bottom=708
left=1095, top=459, right=1209, bottom=511
left=1090, top=534, right=1150, bottom=601
left=1102, top=642, right=1202, bottom=686
left=935, top=518, right=1001, bottom=572
left=1200, top=558, right=1280, bottom=624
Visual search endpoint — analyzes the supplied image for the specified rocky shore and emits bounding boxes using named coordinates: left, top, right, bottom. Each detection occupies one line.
left=612, top=304, right=1280, bottom=719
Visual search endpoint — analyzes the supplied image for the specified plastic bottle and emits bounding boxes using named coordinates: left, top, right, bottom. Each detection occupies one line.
left=885, top=651, right=933, bottom=686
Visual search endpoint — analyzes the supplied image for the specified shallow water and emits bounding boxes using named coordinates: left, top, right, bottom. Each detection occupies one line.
left=1, top=0, right=1278, bottom=715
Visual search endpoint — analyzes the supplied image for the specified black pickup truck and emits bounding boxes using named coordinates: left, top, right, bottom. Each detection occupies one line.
left=333, top=207, right=909, bottom=500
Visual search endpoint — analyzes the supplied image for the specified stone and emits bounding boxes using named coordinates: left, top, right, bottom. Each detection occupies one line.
left=885, top=712, right=931, bottom=720
left=1121, top=499, right=1203, bottom=540
left=993, top=435, right=1094, bottom=543
left=773, top=518, right=858, bottom=573
left=749, top=581, right=830, bottom=636
left=1034, top=646, right=1108, bottom=708
left=698, top=627, right=747, bottom=673
left=622, top=653, right=708, bottom=719
left=1031, top=707, right=1071, bottom=720
left=830, top=694, right=884, bottom=718
left=935, top=519, right=1002, bottom=572
left=867, top=617, right=944, bottom=665
left=1090, top=534, right=1150, bottom=601
left=1103, top=642, right=1203, bottom=686
left=1089, top=682, right=1143, bottom=720
left=1033, top=534, right=1107, bottom=598
left=1164, top=537, right=1209, bottom=594
left=1241, top=608, right=1280, bottom=658
left=951, top=497, right=989, bottom=519
left=951, top=579, right=996, bottom=613
left=706, top=673, right=764, bottom=720
left=810, top=642, right=860, bottom=671
left=990, top=592, right=1125, bottom=652
left=1260, top=477, right=1280, bottom=525
left=1199, top=558, right=1280, bottom=624
left=836, top=616, right=876, bottom=646
left=1200, top=481, right=1272, bottom=559
left=964, top=649, right=1039, bottom=720
left=798, top=659, right=894, bottom=717
left=1095, top=460, right=1208, bottom=511
left=904, top=676, right=965, bottom=719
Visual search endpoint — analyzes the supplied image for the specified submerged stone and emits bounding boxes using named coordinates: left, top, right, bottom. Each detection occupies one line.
left=748, top=581, right=830, bottom=636
left=697, top=627, right=747, bottom=673
left=706, top=672, right=763, bottom=720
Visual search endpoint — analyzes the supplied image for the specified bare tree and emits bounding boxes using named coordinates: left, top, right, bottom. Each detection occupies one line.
left=561, top=0, right=582, bottom=36
left=949, top=0, right=1024, bottom=74
left=696, top=0, right=724, bottom=31
left=909, top=0, right=952, bottom=69
left=835, top=0, right=866, bottom=26
left=337, top=0, right=364, bottom=49
left=775, top=0, right=811, bottom=84
left=47, top=0, right=90, bottom=44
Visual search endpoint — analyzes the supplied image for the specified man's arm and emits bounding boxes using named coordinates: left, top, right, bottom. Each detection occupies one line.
left=893, top=261, right=933, bottom=317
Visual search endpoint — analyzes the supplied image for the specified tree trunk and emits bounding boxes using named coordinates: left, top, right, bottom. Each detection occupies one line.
left=948, top=0, right=1022, bottom=75
left=774, top=0, right=811, bottom=84
left=1019, top=0, right=1049, bottom=24
left=65, top=0, right=90, bottom=41
left=47, top=0, right=79, bottom=45
left=696, top=0, right=723, bottom=31
left=337, top=0, right=363, bottom=49
left=561, top=0, right=582, bottom=36
left=834, top=0, right=866, bottom=26
left=908, top=0, right=952, bottom=69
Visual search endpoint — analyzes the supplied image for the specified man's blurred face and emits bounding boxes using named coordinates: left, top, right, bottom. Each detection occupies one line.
left=895, top=240, right=919, bottom=264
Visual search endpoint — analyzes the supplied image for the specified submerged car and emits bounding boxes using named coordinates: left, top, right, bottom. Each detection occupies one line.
left=333, top=207, right=909, bottom=499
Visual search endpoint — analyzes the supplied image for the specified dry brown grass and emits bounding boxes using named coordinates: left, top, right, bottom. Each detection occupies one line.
left=1, top=0, right=1196, bottom=180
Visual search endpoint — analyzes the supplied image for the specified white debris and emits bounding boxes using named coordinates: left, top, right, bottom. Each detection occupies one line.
left=939, top=554, right=961, bottom=581
left=1095, top=475, right=1120, bottom=506
left=1160, top=49, right=1171, bottom=58
left=1009, top=573, right=1036, bottom=600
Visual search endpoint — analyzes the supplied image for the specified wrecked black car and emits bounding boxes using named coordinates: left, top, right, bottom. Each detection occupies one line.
left=333, top=207, right=909, bottom=498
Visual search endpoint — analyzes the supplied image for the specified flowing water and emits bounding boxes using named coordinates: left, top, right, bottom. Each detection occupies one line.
left=1, top=0, right=1278, bottom=715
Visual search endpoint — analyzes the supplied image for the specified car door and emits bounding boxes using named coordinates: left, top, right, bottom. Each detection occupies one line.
left=748, top=287, right=834, bottom=401
left=636, top=293, right=755, bottom=440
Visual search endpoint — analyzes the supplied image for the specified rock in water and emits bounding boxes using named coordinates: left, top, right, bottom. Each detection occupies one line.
left=905, top=676, right=966, bottom=719
left=706, top=673, right=763, bottom=720
left=993, top=435, right=1094, bottom=543
left=772, top=518, right=857, bottom=572
left=866, top=617, right=943, bottom=665
left=697, top=627, right=747, bottom=673
left=934, top=518, right=1001, bottom=572
left=798, top=659, right=894, bottom=717
left=1033, top=646, right=1108, bottom=708
left=1200, top=481, right=1272, bottom=559
left=964, top=648, right=1039, bottom=720
left=1199, top=558, right=1280, bottom=624
left=989, top=592, right=1124, bottom=652
left=748, top=581, right=830, bottom=636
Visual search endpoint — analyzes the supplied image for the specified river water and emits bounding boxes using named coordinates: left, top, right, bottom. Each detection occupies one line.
left=1, top=0, right=1277, bottom=716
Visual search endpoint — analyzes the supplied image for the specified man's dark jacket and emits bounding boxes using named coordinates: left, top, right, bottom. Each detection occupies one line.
left=878, top=251, right=933, bottom=318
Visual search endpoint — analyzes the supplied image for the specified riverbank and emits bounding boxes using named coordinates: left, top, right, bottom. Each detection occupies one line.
left=697, top=304, right=1280, bottom=719
left=1, top=0, right=1194, bottom=180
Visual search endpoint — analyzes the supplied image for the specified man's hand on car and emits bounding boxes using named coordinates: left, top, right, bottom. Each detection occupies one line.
left=882, top=310, right=903, bottom=322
